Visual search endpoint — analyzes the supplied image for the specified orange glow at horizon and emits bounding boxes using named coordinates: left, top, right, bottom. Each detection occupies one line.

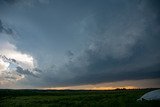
left=42, top=86, right=137, bottom=90
left=40, top=79, right=160, bottom=90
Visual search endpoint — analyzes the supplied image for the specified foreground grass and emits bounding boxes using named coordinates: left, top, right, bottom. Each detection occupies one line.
left=0, top=89, right=160, bottom=107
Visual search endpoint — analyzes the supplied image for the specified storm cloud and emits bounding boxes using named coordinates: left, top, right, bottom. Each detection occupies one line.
left=0, top=0, right=160, bottom=88
left=33, top=0, right=160, bottom=87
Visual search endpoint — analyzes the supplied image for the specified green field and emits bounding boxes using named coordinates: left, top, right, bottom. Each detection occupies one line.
left=0, top=89, right=160, bottom=107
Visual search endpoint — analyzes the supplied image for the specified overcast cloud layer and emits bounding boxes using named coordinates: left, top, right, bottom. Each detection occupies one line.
left=0, top=0, right=160, bottom=88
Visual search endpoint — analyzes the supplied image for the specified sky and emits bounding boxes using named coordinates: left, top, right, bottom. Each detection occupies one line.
left=0, top=0, right=160, bottom=89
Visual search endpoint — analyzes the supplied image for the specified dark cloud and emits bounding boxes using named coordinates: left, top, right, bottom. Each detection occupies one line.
left=1, top=0, right=160, bottom=88
left=0, top=19, right=13, bottom=34
left=150, top=0, right=160, bottom=11
left=16, top=66, right=38, bottom=78
left=66, top=50, right=74, bottom=60
left=66, top=51, right=74, bottom=57
left=27, top=0, right=160, bottom=87
left=0, top=55, right=18, bottom=64
left=33, top=68, right=42, bottom=73
left=0, top=0, right=50, bottom=6
left=0, top=0, right=17, bottom=5
left=4, top=76, right=17, bottom=80
left=0, top=20, right=4, bottom=32
left=63, top=64, right=160, bottom=86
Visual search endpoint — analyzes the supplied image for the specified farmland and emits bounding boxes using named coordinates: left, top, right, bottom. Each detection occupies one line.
left=0, top=89, right=160, bottom=107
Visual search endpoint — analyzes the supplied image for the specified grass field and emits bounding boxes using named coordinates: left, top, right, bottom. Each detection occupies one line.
left=0, top=89, right=160, bottom=107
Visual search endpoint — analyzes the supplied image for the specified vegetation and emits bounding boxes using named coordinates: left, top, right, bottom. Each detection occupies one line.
left=0, top=89, right=160, bottom=107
